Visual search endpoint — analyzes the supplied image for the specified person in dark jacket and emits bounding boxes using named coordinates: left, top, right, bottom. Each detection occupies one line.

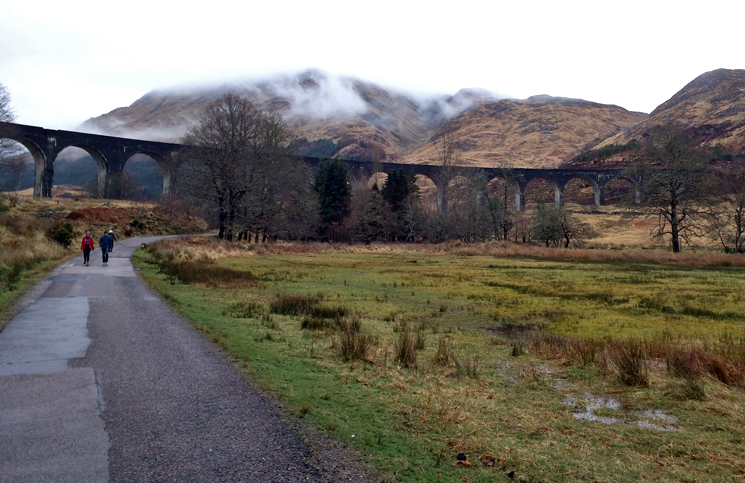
left=99, top=231, right=111, bottom=266
left=107, top=229, right=117, bottom=252
left=80, top=232, right=94, bottom=266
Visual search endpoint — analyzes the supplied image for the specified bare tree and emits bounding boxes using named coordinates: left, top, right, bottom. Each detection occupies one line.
left=181, top=94, right=295, bottom=240
left=1, top=156, right=27, bottom=195
left=0, top=83, right=29, bottom=201
left=432, top=121, right=461, bottom=214
left=484, top=163, right=516, bottom=240
left=0, top=83, right=13, bottom=124
left=625, top=125, right=714, bottom=252
left=531, top=201, right=593, bottom=248
left=708, top=168, right=745, bottom=252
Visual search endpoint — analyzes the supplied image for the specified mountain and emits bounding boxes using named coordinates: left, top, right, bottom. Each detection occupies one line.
left=401, top=96, right=647, bottom=168
left=80, top=70, right=495, bottom=160
left=81, top=70, right=647, bottom=168
left=565, top=69, right=745, bottom=167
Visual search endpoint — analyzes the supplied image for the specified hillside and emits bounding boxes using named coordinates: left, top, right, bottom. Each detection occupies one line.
left=565, top=69, right=745, bottom=168
left=401, top=96, right=647, bottom=168
left=80, top=70, right=646, bottom=168
left=80, top=71, right=494, bottom=161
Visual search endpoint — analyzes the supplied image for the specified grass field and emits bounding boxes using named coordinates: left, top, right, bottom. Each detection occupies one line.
left=134, top=239, right=745, bottom=483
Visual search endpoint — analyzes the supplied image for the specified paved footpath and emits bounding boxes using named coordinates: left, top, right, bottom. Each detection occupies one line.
left=0, top=236, right=370, bottom=482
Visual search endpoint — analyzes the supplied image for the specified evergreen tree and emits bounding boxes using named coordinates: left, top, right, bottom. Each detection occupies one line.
left=314, top=159, right=351, bottom=237
left=381, top=169, right=418, bottom=213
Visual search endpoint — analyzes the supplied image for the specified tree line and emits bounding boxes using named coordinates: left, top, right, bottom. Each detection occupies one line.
left=175, top=94, right=745, bottom=253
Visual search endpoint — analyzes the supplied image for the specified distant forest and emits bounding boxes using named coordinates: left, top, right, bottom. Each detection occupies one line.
left=4, top=155, right=163, bottom=199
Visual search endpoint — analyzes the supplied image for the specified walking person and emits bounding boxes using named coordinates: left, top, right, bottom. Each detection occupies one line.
left=80, top=231, right=95, bottom=266
left=99, top=230, right=111, bottom=266
left=107, top=229, right=117, bottom=252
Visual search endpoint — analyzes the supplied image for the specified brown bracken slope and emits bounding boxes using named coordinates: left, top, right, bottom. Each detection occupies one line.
left=593, top=69, right=745, bottom=154
left=400, top=96, right=647, bottom=168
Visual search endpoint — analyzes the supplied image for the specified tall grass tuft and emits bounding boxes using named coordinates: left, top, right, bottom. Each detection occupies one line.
left=667, top=347, right=743, bottom=386
left=223, top=301, right=262, bottom=319
left=396, top=323, right=417, bottom=367
left=270, top=294, right=323, bottom=316
left=267, top=293, right=347, bottom=331
left=432, top=336, right=451, bottom=366
left=611, top=340, right=649, bottom=386
left=453, top=352, right=480, bottom=379
left=338, top=316, right=374, bottom=361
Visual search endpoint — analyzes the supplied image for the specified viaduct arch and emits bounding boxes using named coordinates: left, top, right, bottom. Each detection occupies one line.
left=1, top=122, right=637, bottom=210
left=0, top=122, right=182, bottom=198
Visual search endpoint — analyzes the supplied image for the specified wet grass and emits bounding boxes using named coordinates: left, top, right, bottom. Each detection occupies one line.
left=134, top=243, right=745, bottom=483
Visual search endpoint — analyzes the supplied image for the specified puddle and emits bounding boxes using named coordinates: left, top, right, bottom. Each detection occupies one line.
left=562, top=393, right=679, bottom=431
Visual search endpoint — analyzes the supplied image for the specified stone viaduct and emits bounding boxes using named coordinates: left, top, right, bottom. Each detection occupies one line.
left=1, top=122, right=636, bottom=211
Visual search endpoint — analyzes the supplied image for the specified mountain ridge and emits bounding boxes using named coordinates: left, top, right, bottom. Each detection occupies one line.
left=80, top=69, right=745, bottom=169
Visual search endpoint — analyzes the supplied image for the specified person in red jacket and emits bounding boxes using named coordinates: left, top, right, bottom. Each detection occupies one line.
left=81, top=231, right=95, bottom=266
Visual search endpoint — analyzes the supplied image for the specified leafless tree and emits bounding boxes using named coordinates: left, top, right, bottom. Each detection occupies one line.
left=625, top=125, right=715, bottom=252
left=432, top=121, right=462, bottom=214
left=1, top=156, right=27, bottom=195
left=484, top=163, right=516, bottom=240
left=0, top=83, right=13, bottom=124
left=531, top=201, right=594, bottom=248
left=708, top=168, right=745, bottom=253
left=0, top=83, right=29, bottom=201
left=181, top=94, right=295, bottom=240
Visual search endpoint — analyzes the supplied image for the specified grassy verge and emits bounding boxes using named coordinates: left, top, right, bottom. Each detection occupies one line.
left=0, top=255, right=76, bottom=331
left=133, top=241, right=745, bottom=483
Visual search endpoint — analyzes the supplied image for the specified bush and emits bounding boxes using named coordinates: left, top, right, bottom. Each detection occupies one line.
left=46, top=221, right=75, bottom=247
left=130, top=218, right=146, bottom=230
left=3, top=263, right=23, bottom=291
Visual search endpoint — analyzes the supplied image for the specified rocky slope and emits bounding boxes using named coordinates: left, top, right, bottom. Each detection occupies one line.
left=80, top=70, right=649, bottom=169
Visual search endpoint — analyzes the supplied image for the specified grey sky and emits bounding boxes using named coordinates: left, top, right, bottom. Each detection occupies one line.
left=1, top=0, right=743, bottom=129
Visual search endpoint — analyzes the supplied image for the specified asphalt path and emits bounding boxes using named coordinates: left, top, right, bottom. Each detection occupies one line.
left=0, top=236, right=374, bottom=482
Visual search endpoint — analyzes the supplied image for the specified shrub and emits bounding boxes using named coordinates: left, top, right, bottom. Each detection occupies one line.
left=46, top=221, right=75, bottom=247
left=130, top=218, right=146, bottom=230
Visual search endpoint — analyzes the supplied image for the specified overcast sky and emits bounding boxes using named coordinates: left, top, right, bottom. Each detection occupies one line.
left=1, top=0, right=743, bottom=130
